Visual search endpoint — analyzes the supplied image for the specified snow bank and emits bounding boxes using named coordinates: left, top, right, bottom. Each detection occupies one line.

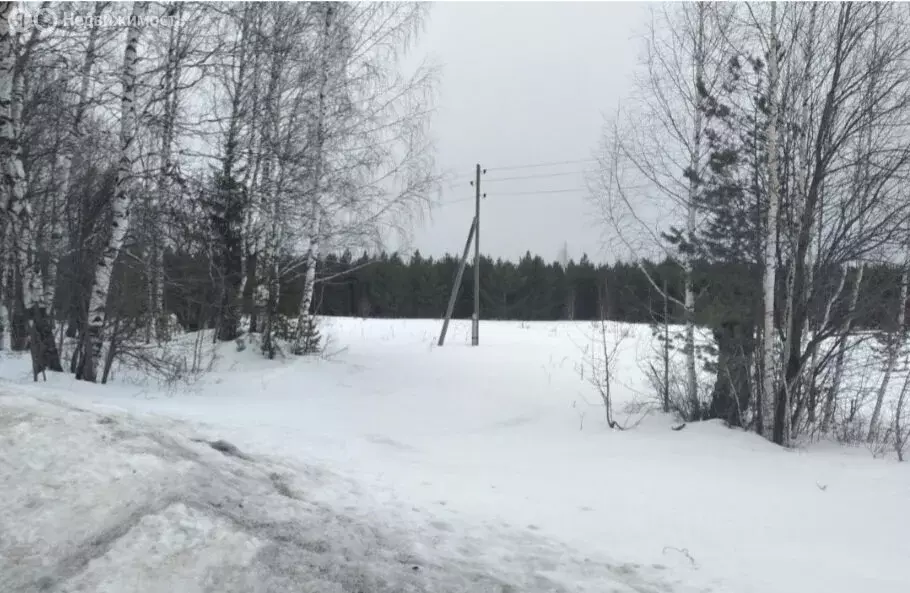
left=3, top=318, right=910, bottom=593
left=0, top=392, right=690, bottom=593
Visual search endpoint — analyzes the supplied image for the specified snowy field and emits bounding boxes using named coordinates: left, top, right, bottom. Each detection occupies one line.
left=2, top=318, right=909, bottom=593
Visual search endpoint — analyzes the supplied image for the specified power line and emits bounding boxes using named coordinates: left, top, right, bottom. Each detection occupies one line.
left=435, top=196, right=474, bottom=207
left=485, top=158, right=599, bottom=173
left=437, top=186, right=589, bottom=203
left=483, top=170, right=593, bottom=183
left=491, top=187, right=589, bottom=197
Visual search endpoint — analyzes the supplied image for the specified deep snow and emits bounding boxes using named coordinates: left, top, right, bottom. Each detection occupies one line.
left=2, top=317, right=909, bottom=593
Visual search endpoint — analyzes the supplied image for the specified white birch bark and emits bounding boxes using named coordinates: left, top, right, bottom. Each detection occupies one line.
left=256, top=20, right=285, bottom=354
left=761, top=2, right=781, bottom=437
left=2, top=15, right=35, bottom=313
left=683, top=2, right=707, bottom=409
left=1, top=4, right=42, bottom=357
left=293, top=3, right=335, bottom=355
left=0, top=3, right=14, bottom=350
left=81, top=2, right=146, bottom=381
left=243, top=51, right=269, bottom=332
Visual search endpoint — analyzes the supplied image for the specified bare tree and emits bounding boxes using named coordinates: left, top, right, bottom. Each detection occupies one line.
left=0, top=1, right=437, bottom=381
left=78, top=1, right=147, bottom=382
left=778, top=4, right=910, bottom=443
left=44, top=2, right=106, bottom=332
left=760, top=1, right=781, bottom=438
left=1, top=1, right=62, bottom=376
left=292, top=2, right=335, bottom=356
left=868, top=262, right=909, bottom=442
left=591, top=3, right=736, bottom=411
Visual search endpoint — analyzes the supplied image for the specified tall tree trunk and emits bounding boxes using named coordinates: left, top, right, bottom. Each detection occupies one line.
left=776, top=5, right=850, bottom=445
left=0, top=218, right=10, bottom=350
left=293, top=3, right=334, bottom=355
left=261, top=199, right=282, bottom=360
left=45, top=2, right=103, bottom=330
left=258, top=29, right=284, bottom=357
left=78, top=2, right=145, bottom=382
left=683, top=2, right=707, bottom=409
left=761, top=1, right=781, bottom=438
left=1, top=3, right=61, bottom=373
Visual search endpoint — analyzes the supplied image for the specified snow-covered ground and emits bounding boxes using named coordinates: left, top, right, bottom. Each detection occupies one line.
left=2, top=318, right=909, bottom=593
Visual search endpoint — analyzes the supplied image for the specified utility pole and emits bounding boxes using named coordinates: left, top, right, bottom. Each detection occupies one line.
left=472, top=164, right=481, bottom=346
left=438, top=164, right=484, bottom=347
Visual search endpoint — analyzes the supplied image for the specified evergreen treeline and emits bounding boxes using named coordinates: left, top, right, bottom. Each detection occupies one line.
left=121, top=249, right=907, bottom=331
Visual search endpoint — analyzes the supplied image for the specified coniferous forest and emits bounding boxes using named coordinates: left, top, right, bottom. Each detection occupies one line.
left=107, top=247, right=908, bottom=332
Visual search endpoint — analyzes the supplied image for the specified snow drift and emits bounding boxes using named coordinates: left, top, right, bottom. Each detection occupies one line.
left=0, top=392, right=689, bottom=593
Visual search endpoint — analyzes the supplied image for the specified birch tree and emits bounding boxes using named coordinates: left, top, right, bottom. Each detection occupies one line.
left=211, top=2, right=256, bottom=342
left=682, top=2, right=707, bottom=418
left=0, top=1, right=437, bottom=378
left=292, top=2, right=335, bottom=355
left=760, top=2, right=781, bottom=438
left=777, top=3, right=910, bottom=443
left=591, top=2, right=735, bottom=413
left=43, top=2, right=106, bottom=331
left=78, top=1, right=146, bottom=382
left=1, top=0, right=63, bottom=375
left=0, top=1, right=21, bottom=350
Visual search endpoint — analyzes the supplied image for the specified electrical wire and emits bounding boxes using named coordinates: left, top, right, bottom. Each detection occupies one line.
left=435, top=196, right=474, bottom=207
left=483, top=170, right=593, bottom=183
left=436, top=186, right=590, bottom=205
left=485, top=158, right=599, bottom=173
left=490, top=187, right=589, bottom=197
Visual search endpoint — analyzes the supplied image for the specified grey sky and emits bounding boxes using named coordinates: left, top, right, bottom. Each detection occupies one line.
left=403, top=1, right=650, bottom=264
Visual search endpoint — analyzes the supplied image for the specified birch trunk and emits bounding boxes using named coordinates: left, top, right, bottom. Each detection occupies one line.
left=78, top=2, right=145, bottom=382
left=257, top=25, right=284, bottom=357
left=776, top=5, right=848, bottom=446
left=293, top=3, right=335, bottom=355
left=761, top=2, right=780, bottom=437
left=242, top=15, right=268, bottom=335
left=244, top=103, right=268, bottom=335
left=683, top=2, right=706, bottom=409
left=0, top=3, right=15, bottom=351
left=261, top=185, right=283, bottom=360
left=1, top=3, right=61, bottom=373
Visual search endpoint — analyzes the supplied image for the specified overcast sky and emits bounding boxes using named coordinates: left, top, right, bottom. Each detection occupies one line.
left=401, top=1, right=651, bottom=264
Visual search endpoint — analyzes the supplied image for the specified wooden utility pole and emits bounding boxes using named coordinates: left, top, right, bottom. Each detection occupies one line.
left=438, top=164, right=484, bottom=347
left=438, top=217, right=477, bottom=346
left=472, top=164, right=481, bottom=346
